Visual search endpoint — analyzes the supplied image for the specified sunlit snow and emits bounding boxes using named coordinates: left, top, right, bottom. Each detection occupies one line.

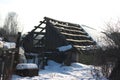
left=12, top=60, right=107, bottom=80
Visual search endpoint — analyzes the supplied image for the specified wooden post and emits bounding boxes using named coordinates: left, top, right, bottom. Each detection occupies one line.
left=1, top=51, right=6, bottom=80
left=16, top=32, right=21, bottom=48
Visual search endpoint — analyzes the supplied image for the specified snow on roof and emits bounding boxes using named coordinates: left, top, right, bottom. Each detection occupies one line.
left=81, top=25, right=105, bottom=46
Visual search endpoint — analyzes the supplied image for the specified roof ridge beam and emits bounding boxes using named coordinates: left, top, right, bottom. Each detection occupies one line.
left=44, top=17, right=80, bottom=27
left=54, top=24, right=82, bottom=30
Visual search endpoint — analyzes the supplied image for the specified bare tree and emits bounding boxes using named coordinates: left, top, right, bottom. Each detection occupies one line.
left=3, top=12, right=19, bottom=35
left=102, top=20, right=120, bottom=80
left=102, top=20, right=120, bottom=48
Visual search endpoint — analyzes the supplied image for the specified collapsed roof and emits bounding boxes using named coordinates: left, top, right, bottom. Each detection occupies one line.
left=22, top=17, right=96, bottom=53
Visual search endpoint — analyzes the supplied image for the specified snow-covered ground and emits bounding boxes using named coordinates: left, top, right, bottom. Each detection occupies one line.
left=12, top=60, right=107, bottom=80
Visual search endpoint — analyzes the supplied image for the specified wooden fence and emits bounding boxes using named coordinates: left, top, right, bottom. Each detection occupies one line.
left=0, top=48, right=19, bottom=80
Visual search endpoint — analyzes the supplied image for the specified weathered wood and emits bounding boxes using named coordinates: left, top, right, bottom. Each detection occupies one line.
left=34, top=31, right=45, bottom=34
left=31, top=20, right=46, bottom=32
left=55, top=24, right=82, bottom=30
left=45, top=21, right=68, bottom=50
left=0, top=48, right=19, bottom=80
left=16, top=32, right=21, bottom=48
left=44, top=17, right=80, bottom=27
left=66, top=39, right=94, bottom=43
left=74, top=45, right=86, bottom=48
left=22, top=17, right=96, bottom=66
left=33, top=37, right=45, bottom=46
left=34, top=26, right=45, bottom=29
left=56, top=27, right=87, bottom=34
left=33, top=32, right=45, bottom=39
left=61, top=32, right=89, bottom=37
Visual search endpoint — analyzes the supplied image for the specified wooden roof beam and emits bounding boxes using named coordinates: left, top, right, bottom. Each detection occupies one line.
left=33, top=32, right=45, bottom=35
left=31, top=20, right=46, bottom=32
left=61, top=32, right=89, bottom=38
left=44, top=17, right=80, bottom=27
left=73, top=45, right=87, bottom=48
left=55, top=27, right=87, bottom=34
left=66, top=39, right=94, bottom=43
left=34, top=26, right=45, bottom=29
left=54, top=24, right=82, bottom=30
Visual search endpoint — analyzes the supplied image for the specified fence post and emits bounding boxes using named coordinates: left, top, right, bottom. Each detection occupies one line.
left=1, top=51, right=6, bottom=80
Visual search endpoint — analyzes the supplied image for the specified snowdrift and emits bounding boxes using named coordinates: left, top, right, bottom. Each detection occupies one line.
left=12, top=60, right=107, bottom=80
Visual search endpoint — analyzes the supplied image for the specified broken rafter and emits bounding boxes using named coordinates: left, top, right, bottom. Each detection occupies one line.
left=32, top=20, right=46, bottom=32
left=34, top=26, right=45, bottom=29
left=33, top=29, right=45, bottom=39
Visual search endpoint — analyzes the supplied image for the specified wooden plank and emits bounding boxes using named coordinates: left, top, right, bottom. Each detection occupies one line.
left=33, top=32, right=45, bottom=39
left=34, top=26, right=45, bottom=29
left=61, top=32, right=89, bottom=37
left=56, top=27, right=87, bottom=34
left=39, top=27, right=46, bottom=33
left=34, top=32, right=45, bottom=35
left=66, top=39, right=94, bottom=43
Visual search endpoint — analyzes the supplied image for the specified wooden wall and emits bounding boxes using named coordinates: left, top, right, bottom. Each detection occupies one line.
left=45, top=22, right=68, bottom=50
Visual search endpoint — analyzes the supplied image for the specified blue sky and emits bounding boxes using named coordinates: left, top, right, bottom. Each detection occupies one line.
left=0, top=0, right=120, bottom=33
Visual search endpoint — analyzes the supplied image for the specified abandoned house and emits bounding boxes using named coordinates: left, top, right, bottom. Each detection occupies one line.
left=21, top=17, right=96, bottom=65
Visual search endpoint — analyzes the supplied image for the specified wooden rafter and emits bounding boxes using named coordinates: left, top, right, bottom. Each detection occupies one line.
left=61, top=32, right=89, bottom=38
left=73, top=45, right=87, bottom=48
left=33, top=32, right=45, bottom=37
left=33, top=29, right=45, bottom=39
left=31, top=20, right=46, bottom=32
left=55, top=27, right=87, bottom=34
left=44, top=17, right=80, bottom=28
left=54, top=24, right=82, bottom=30
left=34, top=26, right=45, bottom=29
left=66, top=39, right=94, bottom=43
